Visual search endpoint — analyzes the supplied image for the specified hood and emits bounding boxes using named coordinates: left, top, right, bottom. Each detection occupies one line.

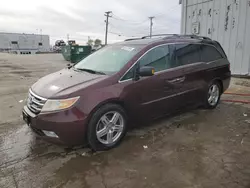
left=31, top=68, right=108, bottom=98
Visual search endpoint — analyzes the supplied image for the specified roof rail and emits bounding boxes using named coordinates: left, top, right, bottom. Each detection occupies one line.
left=164, top=34, right=212, bottom=40
left=124, top=34, right=212, bottom=42
left=141, top=34, right=175, bottom=39
left=184, top=35, right=211, bottom=40
left=124, top=38, right=142, bottom=41
left=124, top=34, right=175, bottom=41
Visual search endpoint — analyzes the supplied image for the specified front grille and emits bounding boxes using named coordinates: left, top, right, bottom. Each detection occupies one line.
left=27, top=90, right=47, bottom=114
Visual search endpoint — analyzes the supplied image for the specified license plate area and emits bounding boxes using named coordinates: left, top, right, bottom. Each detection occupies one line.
left=22, top=110, right=31, bottom=126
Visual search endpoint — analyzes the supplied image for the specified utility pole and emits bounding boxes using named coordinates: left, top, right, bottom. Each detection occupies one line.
left=40, top=29, right=43, bottom=46
left=104, top=11, right=112, bottom=45
left=67, top=34, right=69, bottom=43
left=87, top=36, right=91, bottom=46
left=149, top=16, right=155, bottom=38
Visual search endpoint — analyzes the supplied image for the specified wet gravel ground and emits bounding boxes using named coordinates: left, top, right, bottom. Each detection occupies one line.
left=0, top=53, right=250, bottom=188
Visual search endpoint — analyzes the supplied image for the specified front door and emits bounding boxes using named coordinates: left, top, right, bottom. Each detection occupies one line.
left=120, top=44, right=185, bottom=120
left=123, top=73, right=169, bottom=120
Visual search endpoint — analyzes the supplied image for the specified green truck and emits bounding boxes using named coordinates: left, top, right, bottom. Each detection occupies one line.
left=62, top=45, right=92, bottom=63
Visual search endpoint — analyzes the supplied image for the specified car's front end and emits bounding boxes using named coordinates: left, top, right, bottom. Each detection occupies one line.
left=22, top=89, right=88, bottom=145
left=22, top=43, right=145, bottom=146
left=22, top=66, right=109, bottom=145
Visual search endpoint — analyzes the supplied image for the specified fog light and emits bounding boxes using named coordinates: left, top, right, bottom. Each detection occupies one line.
left=43, top=130, right=58, bottom=138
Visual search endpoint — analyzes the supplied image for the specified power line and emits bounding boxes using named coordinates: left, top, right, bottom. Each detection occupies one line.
left=111, top=13, right=148, bottom=24
left=109, top=23, right=147, bottom=38
left=104, top=11, right=112, bottom=45
left=109, top=23, right=130, bottom=36
left=109, top=8, right=180, bottom=38
left=153, top=19, right=181, bottom=30
left=109, top=21, right=150, bottom=37
left=154, top=4, right=180, bottom=18
left=109, top=22, right=148, bottom=34
left=112, top=18, right=148, bottom=25
left=108, top=31, right=122, bottom=36
left=109, top=31, right=143, bottom=38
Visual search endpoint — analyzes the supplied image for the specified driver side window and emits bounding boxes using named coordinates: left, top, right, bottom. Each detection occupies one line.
left=120, top=45, right=173, bottom=81
left=139, top=45, right=171, bottom=72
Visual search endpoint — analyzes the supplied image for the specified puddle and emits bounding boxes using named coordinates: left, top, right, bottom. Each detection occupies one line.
left=10, top=70, right=32, bottom=77
left=235, top=80, right=250, bottom=87
left=0, top=125, right=35, bottom=167
left=0, top=123, right=86, bottom=169
left=0, top=124, right=64, bottom=168
left=0, top=64, right=24, bottom=70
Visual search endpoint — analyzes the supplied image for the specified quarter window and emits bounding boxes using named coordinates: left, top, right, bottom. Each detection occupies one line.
left=174, top=44, right=201, bottom=65
left=200, top=45, right=223, bottom=62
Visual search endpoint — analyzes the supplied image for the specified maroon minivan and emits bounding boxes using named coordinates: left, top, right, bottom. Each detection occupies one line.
left=22, top=34, right=231, bottom=151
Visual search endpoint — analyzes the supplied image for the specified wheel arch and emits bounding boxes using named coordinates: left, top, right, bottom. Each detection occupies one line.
left=84, top=99, right=128, bottom=133
left=211, top=78, right=223, bottom=93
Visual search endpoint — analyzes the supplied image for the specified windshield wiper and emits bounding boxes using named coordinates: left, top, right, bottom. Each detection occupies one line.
left=73, top=68, right=106, bottom=75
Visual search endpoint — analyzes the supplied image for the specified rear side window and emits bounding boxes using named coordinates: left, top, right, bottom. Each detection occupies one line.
left=213, top=42, right=227, bottom=58
left=200, top=45, right=223, bottom=62
left=174, top=44, right=201, bottom=65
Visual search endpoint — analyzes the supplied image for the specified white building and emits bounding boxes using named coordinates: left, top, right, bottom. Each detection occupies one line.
left=180, top=0, right=250, bottom=76
left=0, top=32, right=50, bottom=54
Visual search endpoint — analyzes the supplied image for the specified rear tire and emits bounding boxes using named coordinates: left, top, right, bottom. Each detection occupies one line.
left=87, top=104, right=127, bottom=151
left=204, top=81, right=221, bottom=109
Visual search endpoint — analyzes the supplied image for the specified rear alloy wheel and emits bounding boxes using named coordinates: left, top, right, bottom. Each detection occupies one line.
left=87, top=104, right=127, bottom=151
left=204, top=82, right=221, bottom=109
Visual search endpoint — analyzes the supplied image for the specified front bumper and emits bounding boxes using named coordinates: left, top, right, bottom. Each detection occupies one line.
left=22, top=105, right=88, bottom=146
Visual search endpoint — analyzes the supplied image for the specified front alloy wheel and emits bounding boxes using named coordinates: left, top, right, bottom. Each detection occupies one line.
left=96, top=111, right=124, bottom=145
left=87, top=104, right=127, bottom=151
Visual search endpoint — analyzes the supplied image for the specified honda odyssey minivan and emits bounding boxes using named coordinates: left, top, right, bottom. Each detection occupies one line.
left=22, top=34, right=231, bottom=151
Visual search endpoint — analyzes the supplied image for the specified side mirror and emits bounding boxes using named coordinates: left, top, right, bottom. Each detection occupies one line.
left=139, top=66, right=155, bottom=77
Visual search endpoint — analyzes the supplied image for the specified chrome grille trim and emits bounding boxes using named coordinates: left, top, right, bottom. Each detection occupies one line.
left=32, top=99, right=44, bottom=106
left=29, top=89, right=47, bottom=101
left=27, top=89, right=47, bottom=114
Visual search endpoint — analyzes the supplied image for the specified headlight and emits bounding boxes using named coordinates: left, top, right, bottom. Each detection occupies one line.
left=41, top=96, right=80, bottom=112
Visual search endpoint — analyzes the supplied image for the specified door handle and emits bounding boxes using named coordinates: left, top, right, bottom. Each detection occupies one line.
left=167, top=76, right=185, bottom=84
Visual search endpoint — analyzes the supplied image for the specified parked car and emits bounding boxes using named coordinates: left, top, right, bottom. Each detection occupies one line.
left=22, top=34, right=231, bottom=151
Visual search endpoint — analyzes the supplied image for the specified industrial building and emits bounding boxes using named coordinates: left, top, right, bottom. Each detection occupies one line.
left=180, top=0, right=250, bottom=76
left=0, top=32, right=50, bottom=54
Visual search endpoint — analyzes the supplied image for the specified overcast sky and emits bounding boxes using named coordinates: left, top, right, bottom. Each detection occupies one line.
left=0, top=0, right=182, bottom=45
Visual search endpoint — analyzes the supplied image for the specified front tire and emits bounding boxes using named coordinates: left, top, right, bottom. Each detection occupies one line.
left=204, top=81, right=221, bottom=109
left=87, top=104, right=127, bottom=151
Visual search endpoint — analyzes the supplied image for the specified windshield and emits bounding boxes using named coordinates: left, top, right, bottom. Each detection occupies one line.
left=74, top=44, right=143, bottom=75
